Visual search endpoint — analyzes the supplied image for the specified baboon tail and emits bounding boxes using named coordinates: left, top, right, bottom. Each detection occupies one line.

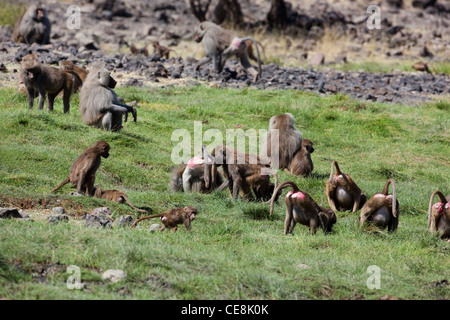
left=383, top=179, right=397, bottom=218
left=269, top=180, right=300, bottom=215
left=130, top=213, right=164, bottom=228
left=123, top=195, right=147, bottom=213
left=51, top=177, right=70, bottom=193
left=428, top=190, right=446, bottom=227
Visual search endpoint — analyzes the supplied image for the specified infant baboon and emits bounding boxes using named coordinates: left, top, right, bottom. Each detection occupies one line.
left=131, top=206, right=198, bottom=232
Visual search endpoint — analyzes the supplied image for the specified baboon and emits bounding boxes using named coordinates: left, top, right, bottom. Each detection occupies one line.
left=325, top=160, right=366, bottom=213
left=129, top=44, right=149, bottom=57
left=287, top=139, right=314, bottom=177
left=13, top=4, right=51, bottom=45
left=359, top=179, right=399, bottom=232
left=428, top=191, right=450, bottom=239
left=246, top=39, right=266, bottom=64
left=79, top=65, right=137, bottom=131
left=51, top=141, right=110, bottom=196
left=152, top=41, right=177, bottom=59
left=193, top=21, right=262, bottom=81
left=20, top=55, right=73, bottom=113
left=211, top=145, right=278, bottom=201
left=169, top=146, right=223, bottom=193
left=412, top=61, right=431, bottom=73
left=269, top=181, right=336, bottom=235
left=131, top=206, right=198, bottom=232
left=261, top=113, right=303, bottom=170
left=93, top=187, right=148, bottom=213
left=61, top=60, right=89, bottom=82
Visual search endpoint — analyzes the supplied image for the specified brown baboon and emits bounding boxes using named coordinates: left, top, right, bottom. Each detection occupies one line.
left=79, top=65, right=137, bottom=131
left=131, top=206, right=198, bottom=232
left=428, top=191, right=450, bottom=239
left=262, top=113, right=303, bottom=170
left=193, top=21, right=261, bottom=81
left=245, top=39, right=266, bottom=64
left=20, top=55, right=73, bottom=113
left=269, top=181, right=336, bottom=235
left=51, top=141, right=110, bottom=196
left=61, top=60, right=89, bottom=82
left=211, top=145, right=278, bottom=201
left=325, top=160, right=366, bottom=213
left=129, top=44, right=149, bottom=57
left=152, top=41, right=177, bottom=59
left=13, top=4, right=51, bottom=45
left=287, top=139, right=314, bottom=177
left=359, top=179, right=399, bottom=232
left=93, top=187, right=148, bottom=213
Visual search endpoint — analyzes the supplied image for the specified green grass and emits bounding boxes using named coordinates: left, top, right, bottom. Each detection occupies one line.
left=0, top=2, right=25, bottom=27
left=0, top=86, right=449, bottom=300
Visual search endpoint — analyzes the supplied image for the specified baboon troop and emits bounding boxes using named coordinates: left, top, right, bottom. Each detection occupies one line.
left=13, top=4, right=51, bottom=45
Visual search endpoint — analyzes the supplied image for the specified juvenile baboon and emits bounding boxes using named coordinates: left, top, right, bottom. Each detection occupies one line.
left=287, top=139, right=314, bottom=177
left=261, top=113, right=303, bottom=170
left=61, top=60, right=89, bottom=82
left=152, top=41, right=177, bottom=59
left=193, top=21, right=262, bottom=81
left=93, top=187, right=148, bottom=213
left=79, top=65, right=137, bottom=131
left=325, top=160, right=366, bottom=213
left=428, top=191, right=450, bottom=239
left=131, top=206, right=198, bottom=232
left=13, top=4, right=51, bottom=45
left=20, top=55, right=73, bottom=113
left=359, top=179, right=399, bottom=232
left=211, top=145, right=278, bottom=201
left=245, top=39, right=266, bottom=64
left=269, top=181, right=336, bottom=235
left=51, top=141, right=110, bottom=196
left=129, top=44, right=149, bottom=57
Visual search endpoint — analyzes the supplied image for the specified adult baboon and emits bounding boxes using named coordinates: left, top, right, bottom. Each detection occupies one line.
left=269, top=181, right=336, bottom=235
left=79, top=65, right=137, bottom=131
left=13, top=4, right=51, bottom=44
left=261, top=113, right=303, bottom=170
left=193, top=21, right=262, bottom=81
left=325, top=160, right=366, bottom=213
left=359, top=179, right=399, bottom=232
left=428, top=191, right=450, bottom=239
left=20, top=54, right=73, bottom=113
left=51, top=141, right=110, bottom=196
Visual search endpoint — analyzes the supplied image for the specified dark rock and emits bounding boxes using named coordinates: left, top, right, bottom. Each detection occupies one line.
left=116, top=215, right=134, bottom=227
left=0, top=208, right=23, bottom=219
left=419, top=46, right=434, bottom=58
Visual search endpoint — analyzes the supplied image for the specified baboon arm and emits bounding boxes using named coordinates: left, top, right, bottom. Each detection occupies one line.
left=195, top=56, right=212, bottom=70
left=325, top=184, right=338, bottom=212
left=217, top=179, right=229, bottom=191
left=359, top=208, right=374, bottom=227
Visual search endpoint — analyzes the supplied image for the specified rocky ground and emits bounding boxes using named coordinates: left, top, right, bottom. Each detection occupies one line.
left=0, top=0, right=448, bottom=104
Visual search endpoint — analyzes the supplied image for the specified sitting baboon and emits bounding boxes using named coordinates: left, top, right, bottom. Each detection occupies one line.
left=13, top=4, right=51, bottom=45
left=287, top=139, right=314, bottom=177
left=79, top=65, right=137, bottom=131
left=269, top=181, right=336, bottom=235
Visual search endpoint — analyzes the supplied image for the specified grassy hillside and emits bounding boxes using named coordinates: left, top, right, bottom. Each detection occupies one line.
left=0, top=86, right=448, bottom=300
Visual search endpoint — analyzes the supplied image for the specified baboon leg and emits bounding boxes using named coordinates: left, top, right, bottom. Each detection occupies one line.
left=232, top=176, right=243, bottom=200
left=101, top=112, right=113, bottom=131
left=284, top=200, right=294, bottom=235
left=309, top=218, right=319, bottom=234
left=63, top=87, right=71, bottom=113
left=37, top=86, right=46, bottom=110
left=47, top=93, right=56, bottom=112
left=239, top=53, right=258, bottom=81
left=26, top=87, right=35, bottom=109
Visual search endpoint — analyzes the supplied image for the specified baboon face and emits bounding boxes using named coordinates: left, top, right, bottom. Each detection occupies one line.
left=184, top=206, right=198, bottom=220
left=302, top=139, right=314, bottom=153
left=97, top=69, right=117, bottom=89
left=194, top=23, right=206, bottom=43
left=97, top=141, right=110, bottom=158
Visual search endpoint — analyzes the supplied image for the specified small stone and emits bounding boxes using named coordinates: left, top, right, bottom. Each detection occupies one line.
left=91, top=207, right=111, bottom=216
left=48, top=214, right=69, bottom=223
left=52, top=207, right=65, bottom=214
left=149, top=224, right=162, bottom=232
left=308, top=53, right=325, bottom=66
left=116, top=215, right=134, bottom=227
left=102, top=269, right=127, bottom=283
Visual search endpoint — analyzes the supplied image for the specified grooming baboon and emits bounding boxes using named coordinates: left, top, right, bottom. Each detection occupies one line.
left=325, top=160, right=366, bottom=213
left=262, top=113, right=303, bottom=170
left=93, top=187, right=148, bottom=213
left=13, top=4, right=51, bottom=45
left=211, top=145, right=278, bottom=201
left=359, top=179, right=399, bottom=232
left=152, top=41, right=177, bottom=59
left=269, top=181, right=336, bottom=235
left=51, top=141, right=110, bottom=196
left=20, top=55, right=73, bottom=113
left=193, top=21, right=262, bottom=81
left=79, top=65, right=137, bottom=131
left=169, top=146, right=223, bottom=193
left=428, top=191, right=450, bottom=239
left=287, top=139, right=314, bottom=177
left=131, top=206, right=198, bottom=232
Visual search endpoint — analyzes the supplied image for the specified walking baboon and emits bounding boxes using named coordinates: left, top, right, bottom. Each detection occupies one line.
left=131, top=206, right=198, bottom=232
left=428, top=191, right=450, bottom=239
left=79, top=65, right=137, bottom=131
left=325, top=160, right=366, bottom=213
left=359, top=179, right=399, bottom=232
left=20, top=55, right=73, bottom=113
left=51, top=141, right=110, bottom=196
left=193, top=21, right=261, bottom=81
left=13, top=4, right=51, bottom=45
left=269, top=181, right=336, bottom=235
